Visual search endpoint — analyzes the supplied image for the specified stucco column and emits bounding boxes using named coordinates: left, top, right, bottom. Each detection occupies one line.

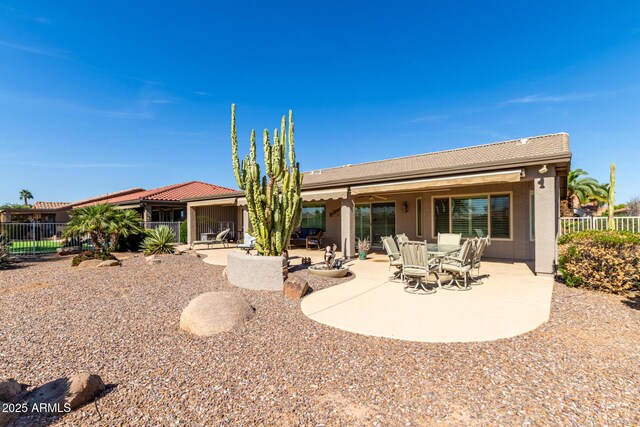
left=187, top=205, right=197, bottom=244
left=142, top=204, right=152, bottom=222
left=242, top=207, right=250, bottom=234
left=534, top=172, right=559, bottom=275
left=340, top=192, right=356, bottom=258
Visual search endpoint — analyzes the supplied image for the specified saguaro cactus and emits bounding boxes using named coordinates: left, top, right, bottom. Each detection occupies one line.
left=231, top=104, right=302, bottom=256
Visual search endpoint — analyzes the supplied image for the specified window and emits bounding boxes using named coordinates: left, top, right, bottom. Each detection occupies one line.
left=356, top=202, right=396, bottom=246
left=434, top=198, right=450, bottom=235
left=416, top=197, right=423, bottom=237
left=490, top=195, right=510, bottom=239
left=301, top=204, right=326, bottom=230
left=433, top=194, right=511, bottom=239
left=529, top=191, right=535, bottom=240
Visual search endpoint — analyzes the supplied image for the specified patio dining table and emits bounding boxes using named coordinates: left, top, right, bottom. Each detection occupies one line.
left=426, top=243, right=461, bottom=258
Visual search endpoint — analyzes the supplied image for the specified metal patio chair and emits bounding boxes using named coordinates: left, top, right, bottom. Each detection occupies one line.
left=400, top=241, right=440, bottom=294
left=381, top=235, right=403, bottom=277
left=470, top=236, right=491, bottom=284
left=440, top=238, right=476, bottom=291
left=191, top=228, right=230, bottom=249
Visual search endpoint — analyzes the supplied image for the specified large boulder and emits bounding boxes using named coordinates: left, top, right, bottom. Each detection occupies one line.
left=76, top=259, right=104, bottom=269
left=145, top=255, right=162, bottom=265
left=25, top=373, right=105, bottom=413
left=180, top=292, right=255, bottom=337
left=98, top=260, right=120, bottom=267
left=283, top=276, right=311, bottom=300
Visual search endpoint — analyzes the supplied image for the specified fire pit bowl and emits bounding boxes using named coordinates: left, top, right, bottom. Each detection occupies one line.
left=308, top=264, right=350, bottom=278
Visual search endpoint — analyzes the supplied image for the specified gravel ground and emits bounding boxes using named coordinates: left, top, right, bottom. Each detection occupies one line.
left=1, top=254, right=639, bottom=426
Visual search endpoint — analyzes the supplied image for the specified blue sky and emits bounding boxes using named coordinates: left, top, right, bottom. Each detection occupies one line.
left=0, top=1, right=639, bottom=204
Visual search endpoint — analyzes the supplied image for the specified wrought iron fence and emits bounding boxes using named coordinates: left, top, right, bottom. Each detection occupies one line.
left=0, top=221, right=182, bottom=254
left=559, top=216, right=640, bottom=236
left=0, top=222, right=88, bottom=255
left=140, top=221, right=181, bottom=243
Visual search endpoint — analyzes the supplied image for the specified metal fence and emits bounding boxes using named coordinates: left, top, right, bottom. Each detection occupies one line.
left=0, top=221, right=182, bottom=255
left=559, top=216, right=640, bottom=236
left=140, top=221, right=181, bottom=243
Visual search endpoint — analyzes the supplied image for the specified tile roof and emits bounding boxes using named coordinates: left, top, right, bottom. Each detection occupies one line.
left=74, top=181, right=237, bottom=207
left=32, top=201, right=70, bottom=210
left=302, top=132, right=571, bottom=188
left=67, top=188, right=145, bottom=208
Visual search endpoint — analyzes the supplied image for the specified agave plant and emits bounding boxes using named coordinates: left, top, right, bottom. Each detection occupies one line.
left=141, top=226, right=176, bottom=256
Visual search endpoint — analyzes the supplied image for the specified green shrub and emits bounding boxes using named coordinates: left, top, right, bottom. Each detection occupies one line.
left=117, top=228, right=150, bottom=252
left=180, top=220, right=187, bottom=244
left=0, top=234, right=10, bottom=269
left=141, top=226, right=176, bottom=256
left=71, top=250, right=118, bottom=267
left=558, top=230, right=640, bottom=293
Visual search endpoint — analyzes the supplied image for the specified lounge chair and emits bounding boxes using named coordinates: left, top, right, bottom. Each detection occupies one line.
left=471, top=236, right=491, bottom=284
left=437, top=232, right=462, bottom=246
left=381, top=236, right=403, bottom=276
left=237, top=232, right=257, bottom=254
left=400, top=241, right=440, bottom=294
left=306, top=230, right=324, bottom=250
left=440, top=238, right=475, bottom=290
left=190, top=228, right=230, bottom=250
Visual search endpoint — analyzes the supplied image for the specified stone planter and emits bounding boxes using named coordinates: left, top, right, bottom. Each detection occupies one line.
left=308, top=265, right=350, bottom=278
left=226, top=251, right=288, bottom=291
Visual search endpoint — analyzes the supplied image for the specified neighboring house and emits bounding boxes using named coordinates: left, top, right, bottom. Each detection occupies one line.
left=73, top=181, right=237, bottom=224
left=0, top=202, right=71, bottom=223
left=184, top=133, right=571, bottom=275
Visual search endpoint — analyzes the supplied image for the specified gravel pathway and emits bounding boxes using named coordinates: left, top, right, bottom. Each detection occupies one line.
left=1, top=254, right=638, bottom=426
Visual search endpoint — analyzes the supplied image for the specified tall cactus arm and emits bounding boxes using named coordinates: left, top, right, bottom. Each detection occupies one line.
left=231, top=104, right=245, bottom=190
left=288, top=110, right=295, bottom=166
left=263, top=129, right=273, bottom=178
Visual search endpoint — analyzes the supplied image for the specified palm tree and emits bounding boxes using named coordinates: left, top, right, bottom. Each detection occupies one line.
left=19, top=189, right=33, bottom=207
left=63, top=204, right=143, bottom=253
left=567, top=169, right=607, bottom=209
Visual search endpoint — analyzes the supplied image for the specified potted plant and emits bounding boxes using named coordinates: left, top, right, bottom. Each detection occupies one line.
left=356, top=237, right=371, bottom=260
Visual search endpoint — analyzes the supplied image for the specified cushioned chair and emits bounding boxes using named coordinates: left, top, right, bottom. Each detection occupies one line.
left=437, top=232, right=462, bottom=246
left=191, top=228, right=230, bottom=249
left=237, top=232, right=257, bottom=254
left=400, top=241, right=440, bottom=294
left=381, top=236, right=403, bottom=276
left=306, top=230, right=324, bottom=250
left=440, top=238, right=475, bottom=290
left=471, top=236, right=491, bottom=284
left=395, top=233, right=409, bottom=245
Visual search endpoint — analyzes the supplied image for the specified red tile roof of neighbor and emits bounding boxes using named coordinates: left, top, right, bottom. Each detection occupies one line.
left=73, top=181, right=237, bottom=207
left=32, top=202, right=70, bottom=210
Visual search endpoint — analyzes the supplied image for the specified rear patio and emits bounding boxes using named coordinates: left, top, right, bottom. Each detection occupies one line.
left=195, top=246, right=553, bottom=343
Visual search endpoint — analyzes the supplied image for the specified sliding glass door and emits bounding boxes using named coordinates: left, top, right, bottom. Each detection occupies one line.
left=355, top=202, right=395, bottom=246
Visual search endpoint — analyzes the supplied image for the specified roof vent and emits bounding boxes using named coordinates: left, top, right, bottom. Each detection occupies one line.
left=520, top=138, right=529, bottom=145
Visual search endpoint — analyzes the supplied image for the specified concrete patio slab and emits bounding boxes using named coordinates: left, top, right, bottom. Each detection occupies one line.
left=194, top=246, right=553, bottom=343
left=300, top=254, right=553, bottom=343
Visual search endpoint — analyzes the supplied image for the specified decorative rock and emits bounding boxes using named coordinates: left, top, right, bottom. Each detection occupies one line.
left=56, top=247, right=81, bottom=256
left=180, top=292, right=255, bottom=337
left=65, top=373, right=105, bottom=409
left=0, top=378, right=22, bottom=402
left=25, top=373, right=105, bottom=413
left=76, top=259, right=104, bottom=269
left=283, top=276, right=310, bottom=299
left=98, top=260, right=120, bottom=267
left=146, top=255, right=162, bottom=265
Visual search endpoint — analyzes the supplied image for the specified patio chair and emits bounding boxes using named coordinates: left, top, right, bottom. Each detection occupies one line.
left=437, top=232, right=462, bottom=246
left=306, top=230, right=324, bottom=250
left=381, top=235, right=403, bottom=277
left=440, top=238, right=475, bottom=290
left=400, top=241, right=441, bottom=294
left=395, top=233, right=409, bottom=246
left=470, top=236, right=491, bottom=284
left=237, top=232, right=257, bottom=255
left=191, top=228, right=230, bottom=250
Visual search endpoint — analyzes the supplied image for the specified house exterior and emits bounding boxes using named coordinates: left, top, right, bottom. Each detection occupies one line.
left=73, top=181, right=237, bottom=224
left=184, top=133, right=571, bottom=275
left=0, top=202, right=71, bottom=223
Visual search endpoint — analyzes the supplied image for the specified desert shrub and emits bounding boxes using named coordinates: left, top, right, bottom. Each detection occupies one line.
left=116, top=228, right=150, bottom=252
left=71, top=250, right=118, bottom=267
left=0, top=234, right=10, bottom=269
left=558, top=230, right=640, bottom=293
left=140, top=226, right=176, bottom=256
left=180, top=220, right=187, bottom=244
